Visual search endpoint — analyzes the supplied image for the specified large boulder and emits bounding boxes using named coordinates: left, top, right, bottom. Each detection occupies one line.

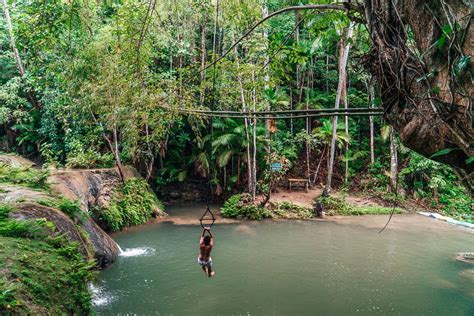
left=0, top=185, right=50, bottom=204
left=9, top=203, right=91, bottom=258
left=48, top=166, right=140, bottom=210
left=9, top=203, right=120, bottom=267
left=0, top=155, right=35, bottom=168
left=81, top=217, right=120, bottom=267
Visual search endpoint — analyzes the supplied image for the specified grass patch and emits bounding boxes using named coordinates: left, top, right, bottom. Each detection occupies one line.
left=0, top=204, right=94, bottom=314
left=317, top=196, right=405, bottom=216
left=0, top=164, right=49, bottom=191
left=37, top=198, right=88, bottom=223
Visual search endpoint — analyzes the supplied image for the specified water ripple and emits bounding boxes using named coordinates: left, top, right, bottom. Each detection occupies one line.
left=89, top=283, right=115, bottom=307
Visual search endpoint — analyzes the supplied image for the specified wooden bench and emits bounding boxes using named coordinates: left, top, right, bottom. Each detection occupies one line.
left=288, top=178, right=309, bottom=192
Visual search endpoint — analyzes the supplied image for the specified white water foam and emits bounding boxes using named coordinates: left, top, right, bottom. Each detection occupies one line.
left=119, top=247, right=155, bottom=257
left=89, top=283, right=115, bottom=307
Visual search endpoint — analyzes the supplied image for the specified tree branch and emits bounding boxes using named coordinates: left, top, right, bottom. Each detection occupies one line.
left=201, top=4, right=351, bottom=72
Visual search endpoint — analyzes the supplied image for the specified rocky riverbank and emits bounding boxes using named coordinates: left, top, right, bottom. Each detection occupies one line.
left=0, top=155, right=166, bottom=313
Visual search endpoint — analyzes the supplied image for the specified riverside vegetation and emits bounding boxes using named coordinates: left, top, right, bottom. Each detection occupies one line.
left=221, top=193, right=405, bottom=220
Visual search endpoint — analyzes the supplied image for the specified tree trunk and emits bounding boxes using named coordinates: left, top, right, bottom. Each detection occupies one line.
left=389, top=126, right=398, bottom=193
left=2, top=0, right=40, bottom=109
left=343, top=75, right=349, bottom=183
left=313, top=146, right=326, bottom=185
left=2, top=0, right=25, bottom=76
left=295, top=11, right=301, bottom=103
left=305, top=77, right=311, bottom=182
left=235, top=41, right=254, bottom=198
left=199, top=21, right=207, bottom=107
left=112, top=125, right=125, bottom=182
left=324, top=22, right=354, bottom=195
left=368, top=79, right=376, bottom=165
left=251, top=72, right=258, bottom=200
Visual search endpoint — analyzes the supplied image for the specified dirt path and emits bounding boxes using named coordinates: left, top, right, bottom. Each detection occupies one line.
left=261, top=188, right=383, bottom=209
left=156, top=203, right=239, bottom=226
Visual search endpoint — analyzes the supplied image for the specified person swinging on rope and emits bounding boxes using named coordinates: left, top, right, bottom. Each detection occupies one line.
left=198, top=227, right=215, bottom=277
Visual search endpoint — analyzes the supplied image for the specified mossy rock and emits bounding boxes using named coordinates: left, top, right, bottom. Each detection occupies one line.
left=0, top=237, right=93, bottom=314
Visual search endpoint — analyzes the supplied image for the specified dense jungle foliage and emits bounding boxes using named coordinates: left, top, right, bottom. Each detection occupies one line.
left=0, top=0, right=471, bottom=221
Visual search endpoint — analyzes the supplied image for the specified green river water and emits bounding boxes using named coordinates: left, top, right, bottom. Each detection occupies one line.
left=93, top=207, right=474, bottom=315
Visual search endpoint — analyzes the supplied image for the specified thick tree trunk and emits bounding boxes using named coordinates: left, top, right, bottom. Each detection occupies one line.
left=363, top=0, right=473, bottom=195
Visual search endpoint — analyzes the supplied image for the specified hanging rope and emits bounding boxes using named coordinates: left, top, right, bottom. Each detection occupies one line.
left=200, top=0, right=219, bottom=228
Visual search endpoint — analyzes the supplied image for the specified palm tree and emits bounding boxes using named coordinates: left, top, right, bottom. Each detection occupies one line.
left=211, top=118, right=248, bottom=191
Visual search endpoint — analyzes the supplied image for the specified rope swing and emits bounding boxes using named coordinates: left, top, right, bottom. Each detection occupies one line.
left=199, top=205, right=216, bottom=229
left=199, top=0, right=219, bottom=230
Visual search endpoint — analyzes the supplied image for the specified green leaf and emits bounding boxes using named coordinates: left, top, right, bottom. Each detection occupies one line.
left=466, top=157, right=474, bottom=164
left=436, top=34, right=447, bottom=49
left=430, top=148, right=459, bottom=158
left=372, top=98, right=382, bottom=106
left=310, top=38, right=322, bottom=54
left=177, top=170, right=187, bottom=182
left=436, top=24, right=452, bottom=49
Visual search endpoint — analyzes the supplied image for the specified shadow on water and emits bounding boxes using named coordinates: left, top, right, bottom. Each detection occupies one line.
left=94, top=206, right=474, bottom=315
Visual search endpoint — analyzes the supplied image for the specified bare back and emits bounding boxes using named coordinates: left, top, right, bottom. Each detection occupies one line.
left=199, top=244, right=212, bottom=260
left=199, top=236, right=213, bottom=260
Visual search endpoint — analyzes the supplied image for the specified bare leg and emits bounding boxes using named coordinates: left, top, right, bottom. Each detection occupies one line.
left=207, top=265, right=215, bottom=277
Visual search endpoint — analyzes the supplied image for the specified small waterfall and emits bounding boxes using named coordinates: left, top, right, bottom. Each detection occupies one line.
left=117, top=244, right=124, bottom=253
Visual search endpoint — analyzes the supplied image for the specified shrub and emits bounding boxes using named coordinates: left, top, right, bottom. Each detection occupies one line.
left=271, top=202, right=313, bottom=219
left=0, top=204, right=45, bottom=238
left=317, top=196, right=354, bottom=215
left=65, top=147, right=114, bottom=169
left=221, top=194, right=270, bottom=220
left=101, top=179, right=164, bottom=232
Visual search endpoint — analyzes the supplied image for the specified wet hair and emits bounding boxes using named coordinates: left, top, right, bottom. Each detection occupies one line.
left=203, top=235, right=211, bottom=246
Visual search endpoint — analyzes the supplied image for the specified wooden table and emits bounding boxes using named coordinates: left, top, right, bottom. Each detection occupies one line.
left=288, top=178, right=309, bottom=192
